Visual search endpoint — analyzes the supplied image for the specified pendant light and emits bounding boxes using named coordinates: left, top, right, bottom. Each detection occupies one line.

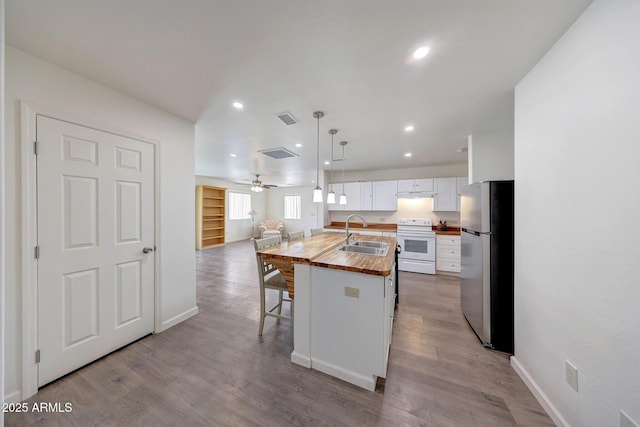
left=339, top=141, right=348, bottom=205
left=327, top=129, right=338, bottom=204
left=312, top=111, right=324, bottom=203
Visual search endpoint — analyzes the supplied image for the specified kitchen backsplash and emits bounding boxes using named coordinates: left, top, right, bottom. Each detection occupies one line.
left=329, top=198, right=460, bottom=225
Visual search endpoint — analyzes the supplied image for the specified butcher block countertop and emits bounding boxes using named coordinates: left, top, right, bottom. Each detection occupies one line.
left=257, top=233, right=396, bottom=276
left=433, top=226, right=461, bottom=236
left=310, top=235, right=397, bottom=276
left=256, top=232, right=345, bottom=263
left=324, top=221, right=397, bottom=232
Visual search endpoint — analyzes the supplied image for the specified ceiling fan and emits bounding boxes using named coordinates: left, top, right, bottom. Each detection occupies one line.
left=249, top=174, right=277, bottom=192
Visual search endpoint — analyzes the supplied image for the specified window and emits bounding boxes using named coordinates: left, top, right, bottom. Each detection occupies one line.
left=284, top=195, right=301, bottom=220
left=229, top=191, right=251, bottom=220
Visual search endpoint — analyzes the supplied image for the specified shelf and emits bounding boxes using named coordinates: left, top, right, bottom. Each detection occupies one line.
left=196, top=185, right=226, bottom=250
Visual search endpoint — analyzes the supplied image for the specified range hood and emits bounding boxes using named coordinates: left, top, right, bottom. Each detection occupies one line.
left=397, top=191, right=434, bottom=199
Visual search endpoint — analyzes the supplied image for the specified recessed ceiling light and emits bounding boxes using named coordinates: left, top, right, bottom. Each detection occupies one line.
left=229, top=153, right=237, bottom=158
left=296, top=143, right=302, bottom=148
left=404, top=125, right=415, bottom=132
left=232, top=101, right=244, bottom=110
left=404, top=153, right=412, bottom=158
left=324, top=161, right=330, bottom=165
left=413, top=46, right=430, bottom=60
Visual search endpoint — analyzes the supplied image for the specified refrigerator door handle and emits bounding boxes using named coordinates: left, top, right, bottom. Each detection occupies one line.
left=462, top=228, right=491, bottom=236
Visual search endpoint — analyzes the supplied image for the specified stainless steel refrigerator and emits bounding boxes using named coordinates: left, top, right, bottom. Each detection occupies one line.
left=460, top=181, right=514, bottom=354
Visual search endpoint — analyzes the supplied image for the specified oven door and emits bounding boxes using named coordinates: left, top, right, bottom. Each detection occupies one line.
left=397, top=234, right=435, bottom=262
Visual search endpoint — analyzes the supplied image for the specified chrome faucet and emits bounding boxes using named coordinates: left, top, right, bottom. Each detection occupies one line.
left=345, top=214, right=368, bottom=245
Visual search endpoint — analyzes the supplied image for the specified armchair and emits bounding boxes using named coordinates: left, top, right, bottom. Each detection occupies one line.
left=258, top=219, right=285, bottom=239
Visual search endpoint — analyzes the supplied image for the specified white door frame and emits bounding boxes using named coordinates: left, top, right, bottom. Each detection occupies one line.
left=20, top=101, right=163, bottom=399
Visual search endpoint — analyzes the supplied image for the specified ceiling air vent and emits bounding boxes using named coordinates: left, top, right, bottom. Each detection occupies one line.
left=275, top=111, right=299, bottom=126
left=258, top=147, right=299, bottom=159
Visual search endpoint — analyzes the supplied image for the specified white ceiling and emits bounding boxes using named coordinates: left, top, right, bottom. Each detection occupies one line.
left=6, top=0, right=592, bottom=187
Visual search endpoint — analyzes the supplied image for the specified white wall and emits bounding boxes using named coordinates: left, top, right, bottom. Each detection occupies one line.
left=468, top=130, right=514, bottom=182
left=513, top=1, right=640, bottom=426
left=4, top=47, right=198, bottom=401
left=266, top=185, right=323, bottom=237
left=1, top=0, right=6, bottom=421
left=195, top=175, right=267, bottom=242
left=337, top=164, right=467, bottom=183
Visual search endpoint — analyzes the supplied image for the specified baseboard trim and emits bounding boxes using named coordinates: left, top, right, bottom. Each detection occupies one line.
left=511, top=356, right=568, bottom=427
left=4, top=390, right=22, bottom=404
left=290, top=351, right=311, bottom=368
left=311, top=358, right=376, bottom=392
left=159, top=306, right=199, bottom=332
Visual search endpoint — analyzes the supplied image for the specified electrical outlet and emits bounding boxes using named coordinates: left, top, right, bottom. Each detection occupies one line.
left=565, top=360, right=579, bottom=392
left=621, top=410, right=639, bottom=427
left=344, top=286, right=360, bottom=298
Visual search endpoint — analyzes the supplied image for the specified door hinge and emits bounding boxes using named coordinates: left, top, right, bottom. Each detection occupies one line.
left=34, top=246, right=40, bottom=259
left=34, top=141, right=39, bottom=155
left=35, top=349, right=41, bottom=364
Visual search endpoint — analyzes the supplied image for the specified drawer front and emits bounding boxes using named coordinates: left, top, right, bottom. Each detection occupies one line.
left=436, top=257, right=461, bottom=272
left=436, top=235, right=460, bottom=246
left=436, top=246, right=461, bottom=257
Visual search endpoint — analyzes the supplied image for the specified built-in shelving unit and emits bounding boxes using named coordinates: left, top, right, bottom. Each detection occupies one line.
left=196, top=185, right=226, bottom=249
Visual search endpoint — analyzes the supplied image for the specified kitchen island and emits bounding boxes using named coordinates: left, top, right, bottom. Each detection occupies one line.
left=256, top=233, right=397, bottom=391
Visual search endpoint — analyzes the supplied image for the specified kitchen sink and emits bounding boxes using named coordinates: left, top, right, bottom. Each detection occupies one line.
left=350, top=240, right=389, bottom=249
left=338, top=243, right=389, bottom=256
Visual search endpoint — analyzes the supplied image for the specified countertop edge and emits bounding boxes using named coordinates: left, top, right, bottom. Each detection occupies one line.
left=309, top=236, right=397, bottom=276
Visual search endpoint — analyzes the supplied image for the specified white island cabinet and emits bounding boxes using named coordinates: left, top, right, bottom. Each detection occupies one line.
left=263, top=234, right=397, bottom=391
left=308, top=265, right=395, bottom=390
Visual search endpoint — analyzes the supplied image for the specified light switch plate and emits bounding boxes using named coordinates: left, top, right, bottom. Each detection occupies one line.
left=344, top=286, right=359, bottom=298
left=565, top=360, right=579, bottom=392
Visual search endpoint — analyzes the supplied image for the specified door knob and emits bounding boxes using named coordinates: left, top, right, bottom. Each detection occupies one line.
left=142, top=247, right=154, bottom=254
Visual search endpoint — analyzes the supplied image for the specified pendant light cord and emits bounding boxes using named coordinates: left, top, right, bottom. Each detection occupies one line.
left=329, top=130, right=337, bottom=191
left=342, top=143, right=345, bottom=194
left=316, top=114, right=320, bottom=187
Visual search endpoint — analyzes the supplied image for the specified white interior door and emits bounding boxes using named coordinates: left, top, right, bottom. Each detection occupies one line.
left=36, top=115, right=155, bottom=386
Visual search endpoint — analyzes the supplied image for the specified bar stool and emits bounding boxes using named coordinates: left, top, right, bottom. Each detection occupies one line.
left=287, top=230, right=304, bottom=241
left=254, top=236, right=292, bottom=336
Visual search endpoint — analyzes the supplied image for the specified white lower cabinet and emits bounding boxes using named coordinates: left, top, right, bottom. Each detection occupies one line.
left=436, top=235, right=461, bottom=273
left=310, top=266, right=394, bottom=390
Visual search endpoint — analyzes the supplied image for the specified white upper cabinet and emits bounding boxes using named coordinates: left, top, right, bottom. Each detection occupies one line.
left=397, top=179, right=415, bottom=193
left=433, top=177, right=458, bottom=211
left=327, top=185, right=344, bottom=211
left=372, top=180, right=398, bottom=211
left=360, top=181, right=373, bottom=210
left=398, top=178, right=434, bottom=198
left=328, top=182, right=361, bottom=211
left=415, top=178, right=434, bottom=193
left=327, top=177, right=466, bottom=213
left=456, top=177, right=468, bottom=212
left=344, top=182, right=362, bottom=211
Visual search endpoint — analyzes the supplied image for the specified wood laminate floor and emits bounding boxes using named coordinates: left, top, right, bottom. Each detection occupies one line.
left=6, top=240, right=553, bottom=426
